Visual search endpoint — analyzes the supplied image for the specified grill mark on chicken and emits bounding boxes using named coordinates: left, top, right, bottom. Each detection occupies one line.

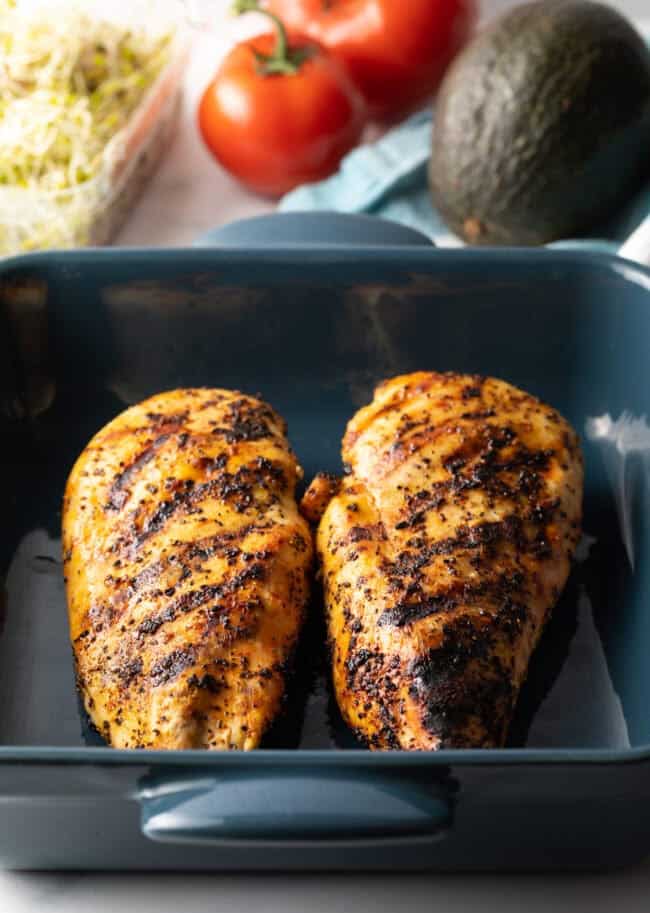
left=461, top=379, right=485, bottom=399
left=377, top=569, right=526, bottom=627
left=210, top=398, right=281, bottom=442
left=106, top=432, right=176, bottom=511
left=353, top=375, right=487, bottom=438
left=167, top=525, right=272, bottom=567
left=105, top=424, right=234, bottom=514
left=114, top=657, right=143, bottom=685
left=137, top=605, right=177, bottom=637
left=92, top=527, right=301, bottom=641
left=127, top=458, right=288, bottom=550
left=134, top=563, right=267, bottom=640
left=130, top=559, right=166, bottom=594
left=150, top=648, right=196, bottom=686
left=145, top=410, right=190, bottom=427
left=392, top=430, right=556, bottom=530
left=383, top=517, right=528, bottom=584
left=377, top=407, right=561, bottom=487
left=188, top=673, right=223, bottom=694
left=104, top=404, right=288, bottom=516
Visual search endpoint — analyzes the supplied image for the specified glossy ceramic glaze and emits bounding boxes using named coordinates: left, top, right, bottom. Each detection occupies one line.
left=1, top=242, right=649, bottom=870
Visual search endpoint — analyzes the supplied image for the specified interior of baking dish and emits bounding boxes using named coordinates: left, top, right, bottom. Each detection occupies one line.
left=1, top=247, right=649, bottom=753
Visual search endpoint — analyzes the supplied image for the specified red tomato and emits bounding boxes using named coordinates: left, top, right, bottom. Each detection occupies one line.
left=198, top=31, right=365, bottom=197
left=265, top=0, right=477, bottom=122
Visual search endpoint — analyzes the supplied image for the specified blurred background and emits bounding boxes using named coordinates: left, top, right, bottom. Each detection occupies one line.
left=486, top=0, right=645, bottom=14
left=121, top=0, right=650, bottom=247
left=2, top=0, right=649, bottom=251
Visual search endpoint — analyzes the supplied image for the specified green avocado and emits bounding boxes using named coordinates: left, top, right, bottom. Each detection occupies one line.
left=428, top=0, right=650, bottom=246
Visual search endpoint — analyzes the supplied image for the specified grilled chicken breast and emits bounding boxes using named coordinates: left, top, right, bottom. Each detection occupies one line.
left=306, top=372, right=583, bottom=750
left=63, top=388, right=312, bottom=750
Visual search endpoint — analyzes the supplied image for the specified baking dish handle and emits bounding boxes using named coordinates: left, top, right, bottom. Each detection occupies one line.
left=193, top=211, right=434, bottom=249
left=139, top=769, right=452, bottom=845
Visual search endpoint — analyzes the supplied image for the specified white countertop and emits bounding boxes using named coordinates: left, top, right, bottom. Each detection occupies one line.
left=3, top=864, right=650, bottom=913
left=3, top=1, right=650, bottom=908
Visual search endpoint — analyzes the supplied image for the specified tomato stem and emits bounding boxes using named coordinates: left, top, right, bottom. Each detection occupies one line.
left=232, top=0, right=310, bottom=76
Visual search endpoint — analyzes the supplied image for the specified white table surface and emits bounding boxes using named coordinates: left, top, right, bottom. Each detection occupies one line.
left=2, top=865, right=650, bottom=913
left=4, top=1, right=650, bottom=908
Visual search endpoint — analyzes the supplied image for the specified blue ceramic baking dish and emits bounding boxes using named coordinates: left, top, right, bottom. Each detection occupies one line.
left=1, top=214, right=650, bottom=871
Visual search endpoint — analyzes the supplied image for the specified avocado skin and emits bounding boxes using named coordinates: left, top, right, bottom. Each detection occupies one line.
left=428, top=0, right=650, bottom=246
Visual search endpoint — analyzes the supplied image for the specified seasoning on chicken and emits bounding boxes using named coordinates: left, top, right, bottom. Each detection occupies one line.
left=305, top=372, right=583, bottom=750
left=63, top=388, right=312, bottom=750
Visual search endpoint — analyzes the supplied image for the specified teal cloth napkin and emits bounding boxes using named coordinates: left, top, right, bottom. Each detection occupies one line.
left=279, top=41, right=650, bottom=253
